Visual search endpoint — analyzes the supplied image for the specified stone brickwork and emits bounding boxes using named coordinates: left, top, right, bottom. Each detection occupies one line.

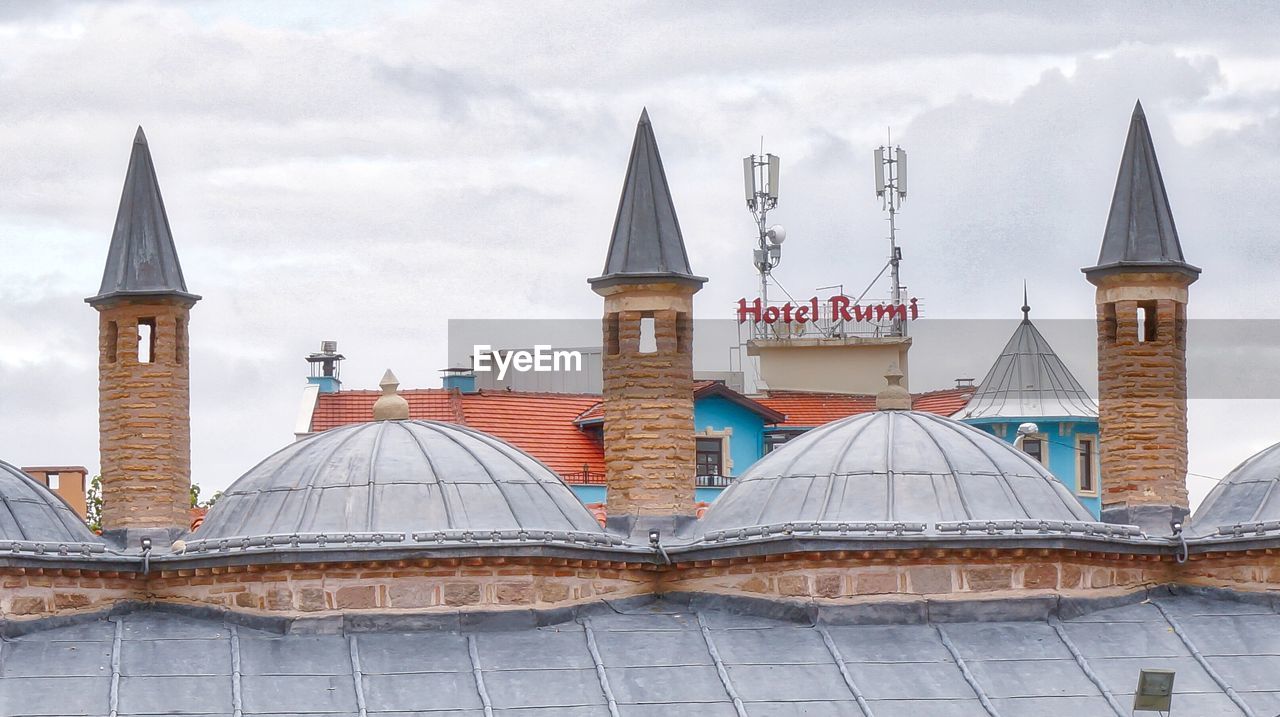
left=149, top=558, right=653, bottom=613
left=1091, top=272, right=1194, bottom=514
left=6, top=549, right=1280, bottom=622
left=95, top=297, right=195, bottom=532
left=598, top=282, right=697, bottom=517
left=662, top=549, right=1176, bottom=600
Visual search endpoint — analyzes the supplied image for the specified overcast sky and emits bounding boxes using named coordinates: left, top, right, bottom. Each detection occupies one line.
left=2, top=1, right=1279, bottom=507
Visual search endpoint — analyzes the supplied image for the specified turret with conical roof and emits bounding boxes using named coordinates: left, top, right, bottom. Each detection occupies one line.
left=1084, top=102, right=1196, bottom=533
left=88, top=128, right=198, bottom=544
left=88, top=127, right=200, bottom=306
left=960, top=289, right=1097, bottom=421
left=592, top=110, right=704, bottom=529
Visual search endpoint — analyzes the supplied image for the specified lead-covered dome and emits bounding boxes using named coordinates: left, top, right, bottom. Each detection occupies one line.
left=699, top=410, right=1096, bottom=535
left=0, top=460, right=101, bottom=544
left=194, top=421, right=609, bottom=540
left=1191, top=441, right=1280, bottom=536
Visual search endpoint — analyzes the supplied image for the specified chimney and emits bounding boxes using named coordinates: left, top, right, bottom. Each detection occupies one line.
left=306, top=340, right=345, bottom=394
left=86, top=127, right=200, bottom=543
left=1083, top=101, right=1200, bottom=533
left=590, top=109, right=707, bottom=533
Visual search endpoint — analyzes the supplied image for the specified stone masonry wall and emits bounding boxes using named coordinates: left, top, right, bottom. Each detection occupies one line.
left=1094, top=273, right=1192, bottom=511
left=96, top=298, right=194, bottom=532
left=5, top=549, right=1280, bottom=622
left=601, top=284, right=696, bottom=517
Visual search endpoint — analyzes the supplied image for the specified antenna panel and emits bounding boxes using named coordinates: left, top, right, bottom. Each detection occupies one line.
left=895, top=148, right=907, bottom=198
left=873, top=148, right=886, bottom=196
left=742, top=156, right=756, bottom=206
left=767, top=154, right=780, bottom=200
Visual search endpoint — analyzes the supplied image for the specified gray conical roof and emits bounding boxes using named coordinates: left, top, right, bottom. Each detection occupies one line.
left=698, top=410, right=1096, bottom=534
left=194, top=420, right=608, bottom=540
left=1084, top=101, right=1200, bottom=280
left=87, top=127, right=200, bottom=305
left=589, top=109, right=706, bottom=291
left=0, top=460, right=102, bottom=544
left=958, top=299, right=1097, bottom=420
left=1191, top=442, right=1280, bottom=536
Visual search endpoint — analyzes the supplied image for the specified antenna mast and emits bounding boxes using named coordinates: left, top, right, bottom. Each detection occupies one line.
left=874, top=130, right=908, bottom=336
left=743, top=148, right=784, bottom=336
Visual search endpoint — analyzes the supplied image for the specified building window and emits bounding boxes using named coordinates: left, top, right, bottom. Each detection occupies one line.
left=1020, top=435, right=1047, bottom=466
left=46, top=472, right=60, bottom=490
left=764, top=432, right=795, bottom=454
left=605, top=314, right=620, bottom=355
left=1137, top=301, right=1157, bottom=343
left=1077, top=435, right=1098, bottom=495
left=137, top=317, right=157, bottom=363
left=106, top=321, right=119, bottom=363
left=696, top=438, right=723, bottom=477
left=638, top=314, right=657, bottom=354
left=1102, top=303, right=1117, bottom=343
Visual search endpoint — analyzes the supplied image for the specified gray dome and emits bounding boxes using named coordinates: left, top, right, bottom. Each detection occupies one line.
left=195, top=420, right=608, bottom=540
left=0, top=460, right=101, bottom=544
left=1191, top=441, right=1280, bottom=536
left=699, top=410, right=1095, bottom=534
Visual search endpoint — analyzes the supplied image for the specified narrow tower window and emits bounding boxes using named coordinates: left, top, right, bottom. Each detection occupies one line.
left=676, top=312, right=690, bottom=354
left=1137, top=301, right=1157, bottom=343
left=605, top=314, right=620, bottom=356
left=1102, top=303, right=1117, bottom=343
left=106, top=321, right=119, bottom=363
left=1077, top=435, right=1097, bottom=494
left=137, top=318, right=157, bottom=363
left=175, top=317, right=187, bottom=365
left=638, top=314, right=657, bottom=354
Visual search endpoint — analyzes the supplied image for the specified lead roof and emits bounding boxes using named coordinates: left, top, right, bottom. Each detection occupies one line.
left=87, top=127, right=199, bottom=306
left=698, top=410, right=1098, bottom=536
left=1084, top=101, right=1200, bottom=280
left=193, top=420, right=609, bottom=541
left=589, top=109, right=706, bottom=290
left=958, top=297, right=1098, bottom=421
left=3, top=591, right=1279, bottom=716
left=1192, top=440, right=1280, bottom=537
left=0, top=460, right=102, bottom=545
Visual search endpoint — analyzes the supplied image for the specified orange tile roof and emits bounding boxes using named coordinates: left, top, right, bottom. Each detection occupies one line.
left=311, top=389, right=463, bottom=431
left=757, top=387, right=974, bottom=428
left=311, top=389, right=603, bottom=478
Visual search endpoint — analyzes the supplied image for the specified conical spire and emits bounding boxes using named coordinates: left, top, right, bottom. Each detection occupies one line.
left=589, top=109, right=706, bottom=291
left=1084, top=101, right=1200, bottom=280
left=959, top=297, right=1098, bottom=420
left=87, top=127, right=199, bottom=306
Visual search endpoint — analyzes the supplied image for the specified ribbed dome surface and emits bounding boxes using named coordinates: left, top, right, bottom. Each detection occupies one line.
left=0, top=460, right=101, bottom=543
left=195, top=421, right=607, bottom=539
left=699, top=411, right=1095, bottom=533
left=1192, top=442, right=1280, bottom=535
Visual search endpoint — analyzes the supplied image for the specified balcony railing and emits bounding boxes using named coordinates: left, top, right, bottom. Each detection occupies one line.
left=561, top=471, right=735, bottom=488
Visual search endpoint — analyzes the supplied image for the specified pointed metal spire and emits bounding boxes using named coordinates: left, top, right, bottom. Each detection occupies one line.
left=87, top=127, right=200, bottom=306
left=1084, top=101, right=1200, bottom=281
left=589, top=109, right=707, bottom=291
left=1021, top=281, right=1030, bottom=321
left=959, top=300, right=1098, bottom=420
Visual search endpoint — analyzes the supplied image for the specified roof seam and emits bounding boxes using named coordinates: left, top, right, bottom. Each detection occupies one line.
left=816, top=623, right=876, bottom=716
left=1049, top=617, right=1127, bottom=717
left=348, top=634, right=368, bottom=717
left=582, top=617, right=622, bottom=717
left=697, top=612, right=748, bottom=717
left=467, top=634, right=496, bottom=717
left=1149, top=600, right=1258, bottom=716
left=935, top=623, right=1002, bottom=717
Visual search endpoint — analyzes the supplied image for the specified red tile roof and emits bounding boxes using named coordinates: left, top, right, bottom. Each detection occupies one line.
left=311, top=389, right=604, bottom=478
left=757, top=387, right=974, bottom=428
left=311, top=389, right=463, bottom=430
left=573, top=381, right=784, bottom=425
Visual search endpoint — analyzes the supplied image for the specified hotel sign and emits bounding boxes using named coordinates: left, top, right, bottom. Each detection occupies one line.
left=736, top=296, right=920, bottom=325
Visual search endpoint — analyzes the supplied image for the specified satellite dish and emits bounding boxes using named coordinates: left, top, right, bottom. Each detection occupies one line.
left=766, top=225, right=787, bottom=244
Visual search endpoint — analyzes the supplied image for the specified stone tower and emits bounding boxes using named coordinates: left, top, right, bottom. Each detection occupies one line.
left=86, top=127, right=200, bottom=541
left=590, top=109, right=706, bottom=529
left=1084, top=102, right=1199, bottom=532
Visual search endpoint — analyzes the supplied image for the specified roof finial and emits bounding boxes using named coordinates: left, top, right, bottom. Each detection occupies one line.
left=876, top=363, right=912, bottom=411
left=372, top=369, right=410, bottom=421
left=1021, top=280, right=1030, bottom=320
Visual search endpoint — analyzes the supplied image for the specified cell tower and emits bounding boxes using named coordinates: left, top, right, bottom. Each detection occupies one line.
left=874, top=133, right=908, bottom=336
left=743, top=151, right=785, bottom=313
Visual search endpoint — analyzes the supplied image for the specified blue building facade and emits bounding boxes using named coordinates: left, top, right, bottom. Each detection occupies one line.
left=956, top=299, right=1102, bottom=517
